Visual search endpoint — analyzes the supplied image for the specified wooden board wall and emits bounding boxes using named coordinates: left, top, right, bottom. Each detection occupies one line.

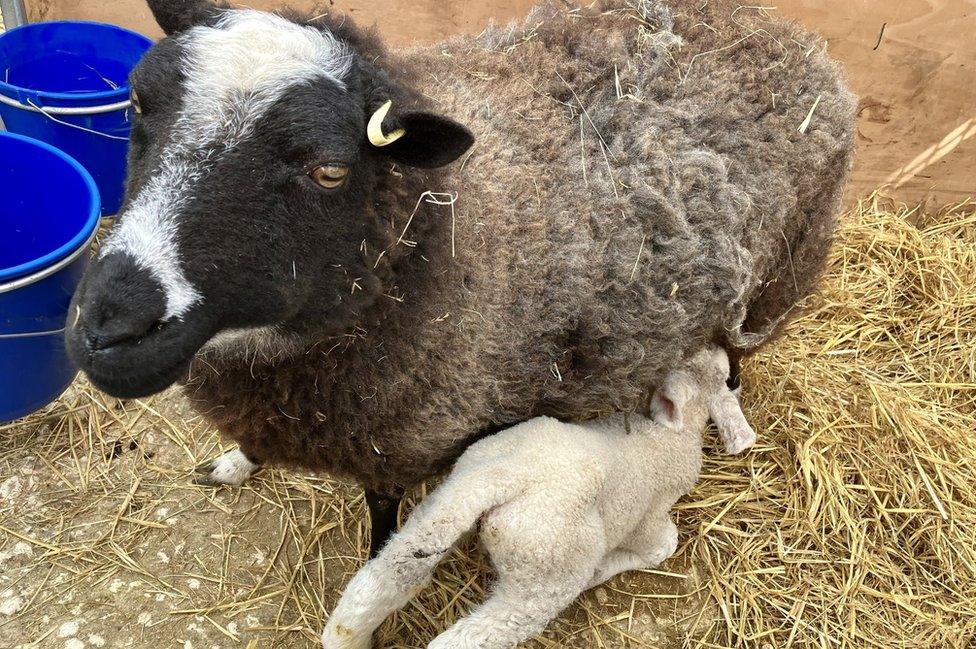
left=24, top=0, right=976, bottom=207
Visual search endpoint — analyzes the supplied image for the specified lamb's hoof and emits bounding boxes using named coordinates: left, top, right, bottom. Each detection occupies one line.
left=723, top=422, right=757, bottom=455
left=648, top=520, right=679, bottom=567
left=321, top=622, right=372, bottom=649
left=193, top=449, right=260, bottom=488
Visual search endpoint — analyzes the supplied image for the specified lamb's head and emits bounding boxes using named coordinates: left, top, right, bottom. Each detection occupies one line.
left=650, top=346, right=731, bottom=429
left=66, top=0, right=473, bottom=398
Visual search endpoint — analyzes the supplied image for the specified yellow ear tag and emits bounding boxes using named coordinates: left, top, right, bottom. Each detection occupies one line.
left=367, top=100, right=406, bottom=147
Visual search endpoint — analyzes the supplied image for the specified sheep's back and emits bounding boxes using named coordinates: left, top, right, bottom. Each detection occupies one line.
left=402, top=0, right=856, bottom=422
left=185, top=1, right=855, bottom=492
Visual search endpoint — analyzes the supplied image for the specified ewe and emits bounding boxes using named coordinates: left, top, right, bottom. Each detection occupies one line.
left=67, top=0, right=853, bottom=552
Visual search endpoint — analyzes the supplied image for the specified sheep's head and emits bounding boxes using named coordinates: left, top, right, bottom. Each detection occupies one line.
left=66, top=0, right=473, bottom=398
left=650, top=346, right=731, bottom=429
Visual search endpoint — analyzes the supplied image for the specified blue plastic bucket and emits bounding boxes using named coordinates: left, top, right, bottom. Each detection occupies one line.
left=0, top=21, right=152, bottom=215
left=0, top=132, right=100, bottom=423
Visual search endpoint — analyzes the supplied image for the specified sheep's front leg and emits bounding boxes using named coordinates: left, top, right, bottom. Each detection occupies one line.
left=194, top=448, right=260, bottom=487
left=727, top=352, right=743, bottom=398
left=365, top=489, right=402, bottom=558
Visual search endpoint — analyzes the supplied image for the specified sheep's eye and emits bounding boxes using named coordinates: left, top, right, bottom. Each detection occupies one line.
left=310, top=164, right=349, bottom=190
left=130, top=89, right=142, bottom=115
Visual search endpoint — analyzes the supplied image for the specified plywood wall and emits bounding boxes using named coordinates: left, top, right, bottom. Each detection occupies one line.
left=25, top=0, right=976, bottom=206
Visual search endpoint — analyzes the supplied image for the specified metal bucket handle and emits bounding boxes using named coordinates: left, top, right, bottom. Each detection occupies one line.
left=0, top=226, right=97, bottom=342
left=0, top=94, right=133, bottom=141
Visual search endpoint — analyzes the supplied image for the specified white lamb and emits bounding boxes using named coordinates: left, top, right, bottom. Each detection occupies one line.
left=322, top=346, right=755, bottom=649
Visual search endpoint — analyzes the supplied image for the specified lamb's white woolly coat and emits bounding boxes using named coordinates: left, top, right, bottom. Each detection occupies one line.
left=321, top=347, right=752, bottom=649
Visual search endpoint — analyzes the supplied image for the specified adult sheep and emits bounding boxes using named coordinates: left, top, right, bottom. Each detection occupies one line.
left=67, top=0, right=856, bottom=552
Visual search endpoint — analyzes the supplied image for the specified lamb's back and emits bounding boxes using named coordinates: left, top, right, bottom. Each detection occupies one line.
left=457, top=416, right=621, bottom=489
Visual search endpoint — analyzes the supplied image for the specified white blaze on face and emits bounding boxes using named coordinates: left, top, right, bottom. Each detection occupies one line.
left=101, top=11, right=352, bottom=321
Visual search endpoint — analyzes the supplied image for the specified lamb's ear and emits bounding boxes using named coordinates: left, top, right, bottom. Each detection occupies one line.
left=650, top=379, right=688, bottom=429
left=366, top=101, right=474, bottom=169
left=147, top=0, right=221, bottom=35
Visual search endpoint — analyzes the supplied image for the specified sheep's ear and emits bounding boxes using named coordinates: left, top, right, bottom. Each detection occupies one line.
left=367, top=103, right=474, bottom=169
left=650, top=380, right=687, bottom=429
left=147, top=0, right=222, bottom=35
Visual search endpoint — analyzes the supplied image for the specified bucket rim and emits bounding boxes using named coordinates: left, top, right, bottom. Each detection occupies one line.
left=0, top=20, right=154, bottom=108
left=0, top=222, right=98, bottom=295
left=0, top=132, right=101, bottom=285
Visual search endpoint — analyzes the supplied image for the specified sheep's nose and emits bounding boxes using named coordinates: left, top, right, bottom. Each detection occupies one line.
left=73, top=253, right=167, bottom=351
left=84, top=309, right=163, bottom=351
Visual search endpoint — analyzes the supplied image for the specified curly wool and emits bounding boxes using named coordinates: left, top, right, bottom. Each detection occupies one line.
left=185, top=0, right=856, bottom=493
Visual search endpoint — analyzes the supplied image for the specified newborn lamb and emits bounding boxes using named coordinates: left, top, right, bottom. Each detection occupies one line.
left=322, top=346, right=754, bottom=649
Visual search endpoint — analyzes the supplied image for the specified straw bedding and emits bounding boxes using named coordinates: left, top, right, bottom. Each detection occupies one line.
left=1, top=193, right=974, bottom=647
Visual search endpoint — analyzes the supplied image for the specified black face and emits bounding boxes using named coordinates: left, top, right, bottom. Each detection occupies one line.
left=65, top=2, right=473, bottom=398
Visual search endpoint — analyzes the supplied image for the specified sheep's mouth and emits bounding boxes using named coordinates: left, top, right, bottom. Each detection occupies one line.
left=68, top=317, right=214, bottom=399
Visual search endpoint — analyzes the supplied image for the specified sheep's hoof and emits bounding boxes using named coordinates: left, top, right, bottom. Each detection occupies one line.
left=193, top=449, right=260, bottom=488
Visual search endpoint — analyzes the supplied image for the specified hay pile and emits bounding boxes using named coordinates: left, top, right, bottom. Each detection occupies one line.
left=1, top=193, right=975, bottom=648
left=685, top=194, right=976, bottom=647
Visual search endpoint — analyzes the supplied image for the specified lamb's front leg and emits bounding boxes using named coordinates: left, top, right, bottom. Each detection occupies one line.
left=194, top=448, right=261, bottom=487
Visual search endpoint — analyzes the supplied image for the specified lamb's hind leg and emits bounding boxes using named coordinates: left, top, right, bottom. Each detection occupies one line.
left=428, top=509, right=604, bottom=649
left=427, top=583, right=591, bottom=649
left=194, top=448, right=260, bottom=487
left=587, top=511, right=679, bottom=589
left=322, top=509, right=463, bottom=649
left=323, top=471, right=507, bottom=649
